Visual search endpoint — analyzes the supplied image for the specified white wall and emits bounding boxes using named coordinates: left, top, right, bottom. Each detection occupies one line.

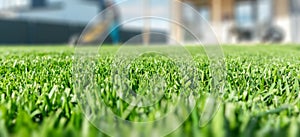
left=0, top=0, right=29, bottom=10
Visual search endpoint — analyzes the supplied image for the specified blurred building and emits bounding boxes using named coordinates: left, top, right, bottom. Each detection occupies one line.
left=0, top=0, right=299, bottom=44
left=0, top=0, right=167, bottom=44
left=172, top=0, right=300, bottom=44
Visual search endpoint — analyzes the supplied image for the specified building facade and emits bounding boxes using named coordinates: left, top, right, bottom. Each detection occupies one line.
left=0, top=0, right=168, bottom=44
left=1, top=0, right=299, bottom=44
left=171, top=0, right=300, bottom=44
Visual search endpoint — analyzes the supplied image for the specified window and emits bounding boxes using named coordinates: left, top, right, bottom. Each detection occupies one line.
left=257, top=0, right=273, bottom=23
left=31, top=0, right=47, bottom=8
left=199, top=7, right=210, bottom=22
left=291, top=0, right=300, bottom=15
left=235, top=1, right=254, bottom=28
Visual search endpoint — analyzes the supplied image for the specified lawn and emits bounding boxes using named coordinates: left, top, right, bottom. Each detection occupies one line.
left=0, top=45, right=299, bottom=137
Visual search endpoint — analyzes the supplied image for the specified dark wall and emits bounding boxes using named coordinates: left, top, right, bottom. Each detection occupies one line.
left=0, top=19, right=29, bottom=44
left=0, top=19, right=83, bottom=44
left=0, top=19, right=167, bottom=44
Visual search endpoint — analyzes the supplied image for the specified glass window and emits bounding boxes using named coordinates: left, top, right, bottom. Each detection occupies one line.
left=291, top=0, right=300, bottom=15
left=31, top=0, right=47, bottom=8
left=235, top=1, right=254, bottom=28
left=257, top=0, right=272, bottom=23
left=199, top=7, right=210, bottom=22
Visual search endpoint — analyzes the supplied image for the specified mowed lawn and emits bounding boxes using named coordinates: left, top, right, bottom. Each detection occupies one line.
left=0, top=45, right=300, bottom=137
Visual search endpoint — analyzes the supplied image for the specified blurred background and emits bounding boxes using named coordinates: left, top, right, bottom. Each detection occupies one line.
left=0, top=0, right=299, bottom=45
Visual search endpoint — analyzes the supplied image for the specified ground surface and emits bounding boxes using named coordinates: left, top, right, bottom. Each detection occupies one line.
left=0, top=45, right=300, bottom=137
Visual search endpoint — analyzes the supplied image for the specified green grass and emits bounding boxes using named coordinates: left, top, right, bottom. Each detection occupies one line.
left=0, top=45, right=300, bottom=137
